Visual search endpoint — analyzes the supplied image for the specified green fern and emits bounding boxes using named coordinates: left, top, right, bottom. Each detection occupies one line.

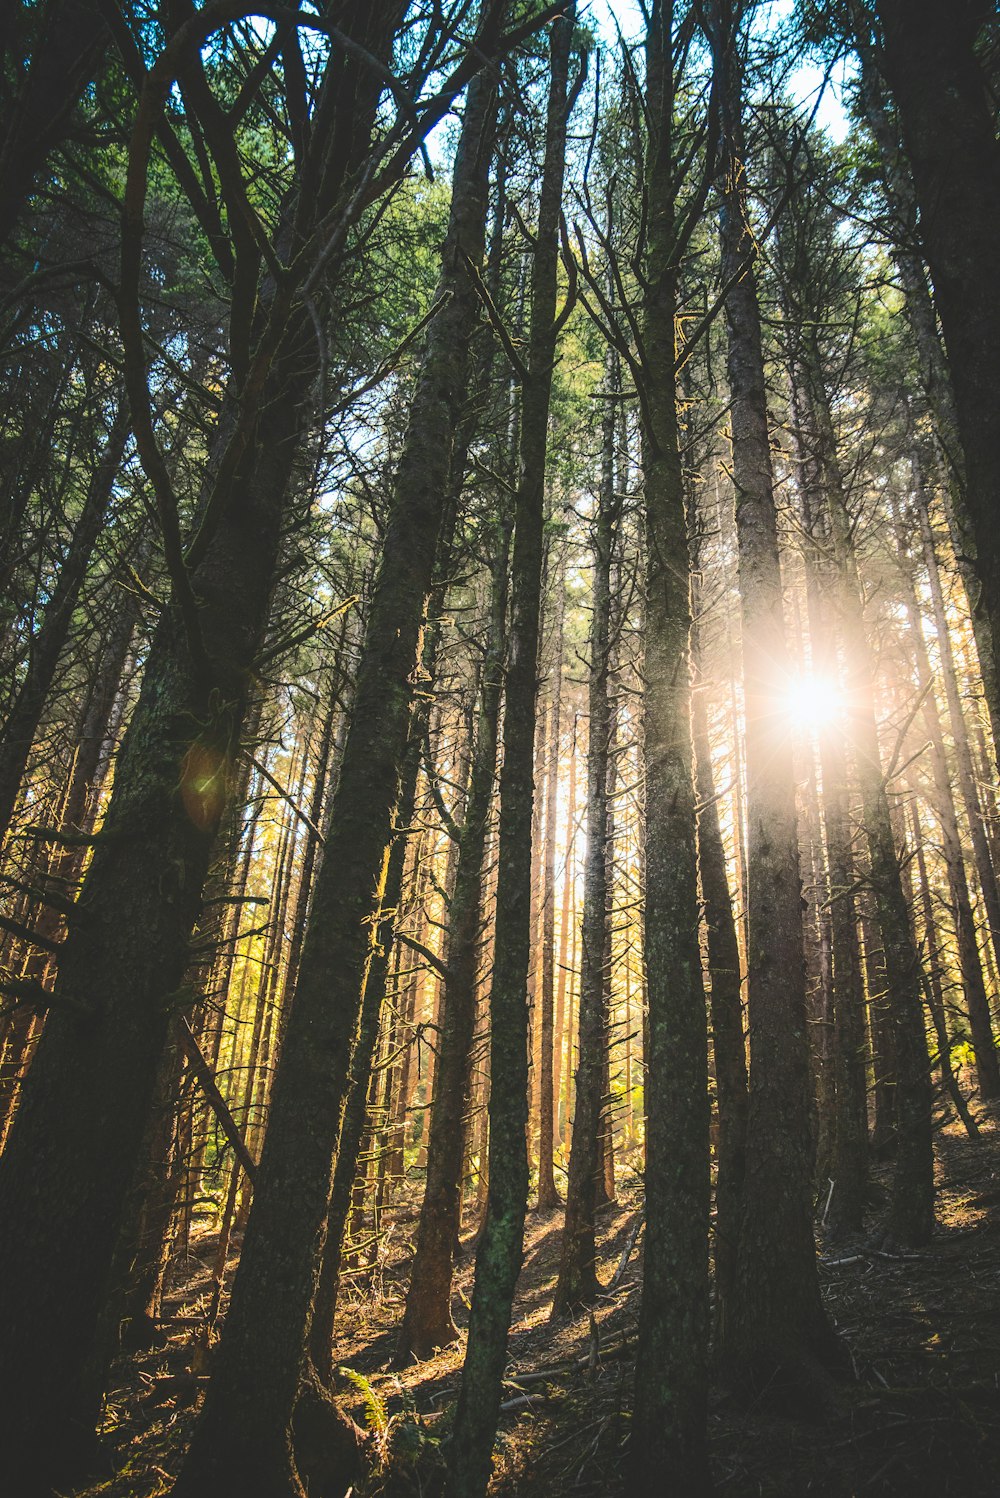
left=337, top=1364, right=389, bottom=1439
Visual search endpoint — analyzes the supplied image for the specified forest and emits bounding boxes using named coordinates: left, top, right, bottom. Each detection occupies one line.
left=2, top=0, right=1000, bottom=1495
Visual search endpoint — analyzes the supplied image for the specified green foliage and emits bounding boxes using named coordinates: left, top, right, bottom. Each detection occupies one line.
left=337, top=1365, right=390, bottom=1440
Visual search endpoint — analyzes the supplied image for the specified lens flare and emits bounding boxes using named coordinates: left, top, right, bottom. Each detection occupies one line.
left=783, top=672, right=844, bottom=733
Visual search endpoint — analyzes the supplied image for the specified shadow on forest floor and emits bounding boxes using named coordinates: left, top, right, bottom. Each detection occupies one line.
left=74, top=1118, right=1000, bottom=1497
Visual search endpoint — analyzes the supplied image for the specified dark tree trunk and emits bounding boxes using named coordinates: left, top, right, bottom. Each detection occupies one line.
left=552, top=348, right=618, bottom=1316
left=446, top=15, right=572, bottom=1494
left=789, top=388, right=869, bottom=1238
left=690, top=540, right=748, bottom=1329
left=0, top=0, right=109, bottom=247
left=0, top=587, right=136, bottom=1144
left=860, top=893, right=897, bottom=1157
left=398, top=518, right=509, bottom=1361
left=312, top=457, right=471, bottom=1372
left=704, top=0, right=841, bottom=1396
left=173, top=42, right=501, bottom=1498
left=0, top=9, right=412, bottom=1489
left=872, top=0, right=1000, bottom=764
left=627, top=5, right=711, bottom=1489
left=537, top=570, right=564, bottom=1209
left=798, top=366, right=934, bottom=1248
left=0, top=403, right=128, bottom=846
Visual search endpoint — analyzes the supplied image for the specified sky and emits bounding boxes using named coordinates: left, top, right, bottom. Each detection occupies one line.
left=584, top=0, right=854, bottom=143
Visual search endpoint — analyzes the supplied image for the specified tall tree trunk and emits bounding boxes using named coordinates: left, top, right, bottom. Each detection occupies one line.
left=555, top=727, right=577, bottom=1151
left=552, top=348, right=618, bottom=1315
left=173, top=43, right=502, bottom=1498
left=796, top=353, right=934, bottom=1247
left=446, top=15, right=572, bottom=1493
left=0, top=403, right=128, bottom=846
left=313, top=437, right=474, bottom=1370
left=627, top=4, right=711, bottom=1488
left=0, top=584, right=137, bottom=1144
left=0, top=6, right=453, bottom=1488
left=914, top=466, right=1000, bottom=993
left=704, top=0, right=841, bottom=1394
left=537, top=567, right=564, bottom=1209
left=851, top=20, right=1000, bottom=751
left=789, top=389, right=869, bottom=1237
left=872, top=0, right=1000, bottom=764
left=890, top=497, right=1000, bottom=1101
left=398, top=517, right=509, bottom=1361
left=690, top=524, right=748, bottom=1329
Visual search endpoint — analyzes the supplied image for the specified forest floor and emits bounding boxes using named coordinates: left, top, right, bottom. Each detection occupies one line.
left=76, top=1112, right=1000, bottom=1498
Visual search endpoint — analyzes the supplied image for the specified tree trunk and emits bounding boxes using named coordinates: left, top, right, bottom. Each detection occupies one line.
left=797, top=355, right=934, bottom=1247
left=552, top=346, right=618, bottom=1316
left=0, top=403, right=128, bottom=846
left=789, top=389, right=869, bottom=1237
left=690, top=525, right=748, bottom=1328
left=398, top=517, right=509, bottom=1361
left=0, top=0, right=109, bottom=246
left=914, top=468, right=1000, bottom=997
left=446, top=15, right=572, bottom=1493
left=627, top=5, right=711, bottom=1488
left=173, top=43, right=501, bottom=1498
left=705, top=0, right=841, bottom=1396
left=890, top=496, right=1000, bottom=1101
left=909, top=800, right=981, bottom=1140
left=872, top=0, right=1000, bottom=764
left=537, top=568, right=564, bottom=1209
left=0, top=7, right=433, bottom=1489
left=852, top=21, right=1000, bottom=751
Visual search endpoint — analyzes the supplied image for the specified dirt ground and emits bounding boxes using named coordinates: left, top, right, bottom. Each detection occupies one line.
left=74, top=1113, right=1000, bottom=1497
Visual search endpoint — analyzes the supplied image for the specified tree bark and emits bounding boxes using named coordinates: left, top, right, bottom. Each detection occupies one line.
left=537, top=568, right=564, bottom=1209
left=851, top=23, right=1000, bottom=751
left=0, top=403, right=128, bottom=846
left=788, top=390, right=869, bottom=1238
left=797, top=359, right=934, bottom=1247
left=172, top=38, right=502, bottom=1498
left=914, top=468, right=1000, bottom=998
left=446, top=14, right=572, bottom=1493
left=872, top=0, right=1000, bottom=764
left=627, top=4, right=711, bottom=1488
left=704, top=0, right=841, bottom=1395
left=691, top=527, right=749, bottom=1326
left=0, top=8, right=423, bottom=1490
left=552, top=347, right=618, bottom=1316
left=398, top=516, right=509, bottom=1361
left=0, top=0, right=109, bottom=247
left=890, top=495, right=1000, bottom=1102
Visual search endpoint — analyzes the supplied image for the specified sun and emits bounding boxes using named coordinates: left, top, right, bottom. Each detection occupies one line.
left=783, top=672, right=845, bottom=733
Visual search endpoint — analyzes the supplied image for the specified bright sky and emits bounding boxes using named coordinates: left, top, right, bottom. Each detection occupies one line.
left=583, top=0, right=853, bottom=143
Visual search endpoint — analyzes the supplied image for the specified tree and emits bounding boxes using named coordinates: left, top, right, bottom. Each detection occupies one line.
left=172, top=22, right=509, bottom=1495
left=700, top=0, right=842, bottom=1395
left=869, top=0, right=1000, bottom=763
left=446, top=10, right=576, bottom=1492
left=0, top=6, right=490, bottom=1487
